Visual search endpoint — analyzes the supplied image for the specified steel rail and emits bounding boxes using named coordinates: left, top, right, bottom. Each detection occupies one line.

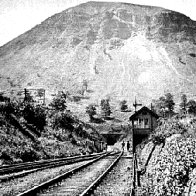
left=0, top=152, right=106, bottom=175
left=16, top=152, right=111, bottom=196
left=79, top=151, right=123, bottom=196
left=130, top=153, right=140, bottom=196
left=0, top=152, right=105, bottom=169
left=0, top=153, right=104, bottom=183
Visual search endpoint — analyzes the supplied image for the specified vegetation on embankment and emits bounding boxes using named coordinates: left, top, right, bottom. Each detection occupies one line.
left=137, top=116, right=196, bottom=196
left=0, top=93, right=103, bottom=165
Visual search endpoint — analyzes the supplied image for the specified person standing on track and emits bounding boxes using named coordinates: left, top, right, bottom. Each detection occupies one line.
left=105, top=143, right=108, bottom=152
left=122, top=141, right=125, bottom=151
left=127, top=141, right=130, bottom=152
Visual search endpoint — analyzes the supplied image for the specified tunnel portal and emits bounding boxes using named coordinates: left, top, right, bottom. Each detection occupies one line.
left=101, top=133, right=122, bottom=145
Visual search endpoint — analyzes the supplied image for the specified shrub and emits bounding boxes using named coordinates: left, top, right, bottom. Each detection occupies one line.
left=120, top=100, right=128, bottom=111
left=0, top=148, right=12, bottom=161
left=142, top=117, right=196, bottom=196
left=23, top=103, right=47, bottom=131
left=152, top=93, right=175, bottom=118
left=150, top=117, right=187, bottom=144
left=82, top=79, right=88, bottom=91
left=19, top=147, right=40, bottom=162
left=153, top=136, right=196, bottom=195
left=187, top=99, right=196, bottom=115
left=86, top=104, right=96, bottom=121
left=100, top=99, right=111, bottom=118
left=49, top=92, right=67, bottom=111
left=50, top=111, right=75, bottom=130
left=0, top=100, right=21, bottom=116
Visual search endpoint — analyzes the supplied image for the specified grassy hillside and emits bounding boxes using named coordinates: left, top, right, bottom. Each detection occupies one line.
left=0, top=94, right=103, bottom=165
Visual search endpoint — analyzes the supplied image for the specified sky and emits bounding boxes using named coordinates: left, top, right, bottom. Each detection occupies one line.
left=0, top=0, right=196, bottom=47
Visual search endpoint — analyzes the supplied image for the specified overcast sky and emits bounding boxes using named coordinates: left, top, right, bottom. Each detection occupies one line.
left=0, top=0, right=195, bottom=47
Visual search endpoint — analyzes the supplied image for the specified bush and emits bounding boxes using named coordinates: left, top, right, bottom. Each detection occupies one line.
left=150, top=117, right=187, bottom=144
left=23, top=103, right=47, bottom=131
left=151, top=135, right=165, bottom=144
left=141, top=117, right=196, bottom=196
left=50, top=111, right=75, bottom=130
left=0, top=100, right=21, bottom=116
left=18, top=147, right=40, bottom=162
left=153, top=136, right=196, bottom=195
left=120, top=100, right=128, bottom=111
left=100, top=99, right=111, bottom=118
left=49, top=92, right=67, bottom=111
left=86, top=104, right=96, bottom=121
left=0, top=148, right=12, bottom=161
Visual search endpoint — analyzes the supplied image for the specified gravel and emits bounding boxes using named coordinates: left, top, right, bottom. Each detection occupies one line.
left=0, top=154, right=133, bottom=196
left=37, top=155, right=116, bottom=195
left=93, top=157, right=133, bottom=196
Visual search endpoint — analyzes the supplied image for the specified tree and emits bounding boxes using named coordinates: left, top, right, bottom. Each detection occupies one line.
left=152, top=93, right=175, bottom=118
left=24, top=93, right=34, bottom=103
left=120, top=100, right=128, bottom=112
left=100, top=99, right=111, bottom=119
left=51, top=112, right=75, bottom=130
left=187, top=100, right=196, bottom=115
left=179, top=94, right=187, bottom=114
left=82, top=80, right=88, bottom=91
left=0, top=93, right=10, bottom=102
left=152, top=96, right=166, bottom=117
left=86, top=104, right=96, bottom=122
left=164, top=93, right=175, bottom=117
left=23, top=103, right=46, bottom=131
left=49, top=92, right=67, bottom=111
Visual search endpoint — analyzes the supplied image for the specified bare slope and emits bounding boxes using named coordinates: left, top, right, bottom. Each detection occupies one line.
left=0, top=1, right=196, bottom=106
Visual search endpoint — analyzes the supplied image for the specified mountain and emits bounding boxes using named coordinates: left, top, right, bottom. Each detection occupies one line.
left=0, top=1, right=196, bottom=107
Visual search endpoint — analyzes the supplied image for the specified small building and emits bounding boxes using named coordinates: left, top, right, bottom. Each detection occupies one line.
left=129, top=106, right=159, bottom=151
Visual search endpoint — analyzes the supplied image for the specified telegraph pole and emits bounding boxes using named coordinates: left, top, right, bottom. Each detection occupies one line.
left=24, top=88, right=27, bottom=102
left=132, top=97, right=142, bottom=154
left=133, top=97, right=142, bottom=112
left=43, top=89, right=46, bottom=105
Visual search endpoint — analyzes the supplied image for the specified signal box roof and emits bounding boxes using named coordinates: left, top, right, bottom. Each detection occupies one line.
left=129, top=106, right=159, bottom=121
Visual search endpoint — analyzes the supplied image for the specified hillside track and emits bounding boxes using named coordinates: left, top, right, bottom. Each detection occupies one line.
left=0, top=152, right=106, bottom=182
left=17, top=152, right=121, bottom=196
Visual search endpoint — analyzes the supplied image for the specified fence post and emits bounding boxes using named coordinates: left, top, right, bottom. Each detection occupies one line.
left=130, top=153, right=136, bottom=196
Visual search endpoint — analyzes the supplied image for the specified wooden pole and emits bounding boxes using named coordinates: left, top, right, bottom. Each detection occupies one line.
left=151, top=103, right=153, bottom=132
left=43, top=89, right=46, bottom=105
left=132, top=120, right=135, bottom=154
left=133, top=97, right=142, bottom=112
left=24, top=88, right=27, bottom=102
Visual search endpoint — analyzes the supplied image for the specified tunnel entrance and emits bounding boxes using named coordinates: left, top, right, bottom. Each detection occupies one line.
left=101, top=133, right=122, bottom=145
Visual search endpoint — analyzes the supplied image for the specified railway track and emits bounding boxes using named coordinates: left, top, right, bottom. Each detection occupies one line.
left=93, top=154, right=133, bottom=195
left=16, top=151, right=122, bottom=196
left=0, top=152, right=106, bottom=182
